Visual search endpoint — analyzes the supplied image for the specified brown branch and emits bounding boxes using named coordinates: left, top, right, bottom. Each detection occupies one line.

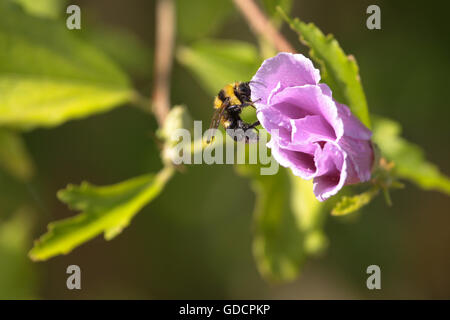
left=152, top=0, right=175, bottom=127
left=232, top=0, right=296, bottom=53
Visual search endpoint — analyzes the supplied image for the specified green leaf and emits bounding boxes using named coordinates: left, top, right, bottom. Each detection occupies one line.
left=332, top=187, right=379, bottom=216
left=176, top=0, right=233, bottom=41
left=236, top=165, right=326, bottom=282
left=29, top=167, right=174, bottom=261
left=0, top=129, right=34, bottom=181
left=0, top=2, right=133, bottom=130
left=0, top=207, right=37, bottom=299
left=177, top=39, right=262, bottom=95
left=279, top=9, right=371, bottom=128
left=11, top=0, right=67, bottom=18
left=372, top=117, right=450, bottom=195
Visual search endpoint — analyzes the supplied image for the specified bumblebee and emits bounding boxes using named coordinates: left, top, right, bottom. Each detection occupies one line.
left=207, top=81, right=260, bottom=143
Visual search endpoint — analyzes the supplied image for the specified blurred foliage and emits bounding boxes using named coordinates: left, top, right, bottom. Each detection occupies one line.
left=177, top=39, right=262, bottom=95
left=11, top=0, right=66, bottom=18
left=0, top=207, right=36, bottom=299
left=289, top=173, right=328, bottom=256
left=261, top=0, right=292, bottom=19
left=83, top=26, right=153, bottom=78
left=0, top=129, right=34, bottom=181
left=0, top=127, right=36, bottom=236
left=373, top=117, right=450, bottom=195
left=30, top=167, right=174, bottom=261
left=176, top=0, right=233, bottom=41
left=236, top=164, right=326, bottom=282
left=237, top=165, right=302, bottom=282
left=280, top=9, right=371, bottom=128
left=0, top=1, right=133, bottom=130
left=0, top=169, right=31, bottom=220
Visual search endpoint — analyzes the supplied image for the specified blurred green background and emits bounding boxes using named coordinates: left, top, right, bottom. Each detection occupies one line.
left=0, top=0, right=449, bottom=299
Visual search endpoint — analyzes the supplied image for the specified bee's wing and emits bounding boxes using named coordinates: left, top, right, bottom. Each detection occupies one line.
left=206, top=104, right=227, bottom=144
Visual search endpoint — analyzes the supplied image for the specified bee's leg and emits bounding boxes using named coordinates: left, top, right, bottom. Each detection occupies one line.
left=242, top=121, right=260, bottom=143
left=248, top=121, right=260, bottom=129
left=247, top=98, right=262, bottom=108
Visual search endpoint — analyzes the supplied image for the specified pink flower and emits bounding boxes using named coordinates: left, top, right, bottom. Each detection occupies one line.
left=250, top=53, right=373, bottom=201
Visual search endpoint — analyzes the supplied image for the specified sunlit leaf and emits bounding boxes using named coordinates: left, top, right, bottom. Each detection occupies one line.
left=0, top=2, right=133, bottom=130
left=0, top=129, right=34, bottom=181
left=0, top=207, right=36, bottom=299
left=236, top=164, right=326, bottom=282
left=29, top=167, right=174, bottom=261
left=372, top=117, right=450, bottom=195
left=279, top=9, right=371, bottom=128
left=177, top=39, right=261, bottom=95
left=332, top=187, right=379, bottom=216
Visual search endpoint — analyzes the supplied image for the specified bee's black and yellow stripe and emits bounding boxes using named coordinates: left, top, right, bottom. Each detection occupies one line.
left=213, top=82, right=245, bottom=128
left=214, top=82, right=242, bottom=110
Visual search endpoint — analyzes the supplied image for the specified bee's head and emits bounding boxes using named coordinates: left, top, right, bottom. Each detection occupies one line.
left=237, top=82, right=251, bottom=99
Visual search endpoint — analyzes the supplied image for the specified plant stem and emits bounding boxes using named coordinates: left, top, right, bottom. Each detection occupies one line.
left=232, top=0, right=296, bottom=54
left=152, top=0, right=175, bottom=127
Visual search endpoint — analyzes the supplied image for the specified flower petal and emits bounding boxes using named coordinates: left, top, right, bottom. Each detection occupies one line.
left=270, top=85, right=344, bottom=140
left=318, top=83, right=371, bottom=140
left=338, top=136, right=373, bottom=183
left=313, top=142, right=347, bottom=201
left=318, top=83, right=333, bottom=97
left=291, top=115, right=336, bottom=144
left=256, top=108, right=291, bottom=144
left=250, top=53, right=320, bottom=106
left=268, top=139, right=317, bottom=179
left=337, top=103, right=372, bottom=140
